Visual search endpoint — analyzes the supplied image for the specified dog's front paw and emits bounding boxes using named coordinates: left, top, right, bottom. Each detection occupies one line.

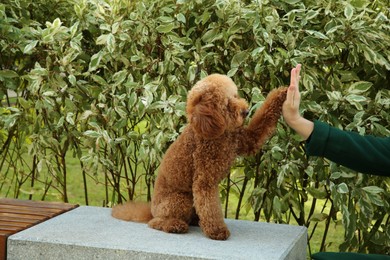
left=208, top=226, right=230, bottom=240
left=267, top=86, right=288, bottom=110
left=201, top=222, right=230, bottom=240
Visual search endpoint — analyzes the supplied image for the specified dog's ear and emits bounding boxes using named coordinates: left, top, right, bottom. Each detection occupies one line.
left=187, top=90, right=226, bottom=139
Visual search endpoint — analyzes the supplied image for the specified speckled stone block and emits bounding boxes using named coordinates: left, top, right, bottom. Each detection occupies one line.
left=7, top=206, right=307, bottom=260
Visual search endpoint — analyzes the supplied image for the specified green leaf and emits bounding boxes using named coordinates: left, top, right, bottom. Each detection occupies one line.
left=344, top=4, right=354, bottom=20
left=306, top=10, right=319, bottom=20
left=273, top=196, right=282, bottom=215
left=202, top=28, right=222, bottom=43
left=281, top=0, right=300, bottom=4
left=42, top=91, right=57, bottom=97
left=107, top=33, right=115, bottom=53
left=112, top=70, right=127, bottom=85
left=330, top=172, right=342, bottom=180
left=114, top=106, right=127, bottom=118
left=198, top=10, right=211, bottom=25
left=96, top=34, right=109, bottom=45
left=326, top=91, right=343, bottom=101
left=305, top=30, right=329, bottom=40
left=264, top=16, right=274, bottom=23
left=362, top=186, right=384, bottom=194
left=68, top=75, right=76, bottom=86
left=91, top=75, right=107, bottom=85
left=251, top=46, right=265, bottom=57
left=69, top=21, right=80, bottom=37
left=348, top=81, right=372, bottom=94
left=337, top=183, right=349, bottom=194
left=52, top=18, right=62, bottom=29
left=306, top=187, right=328, bottom=199
left=341, top=204, right=351, bottom=229
left=89, top=52, right=103, bottom=71
left=80, top=110, right=94, bottom=120
left=18, top=98, right=31, bottom=109
left=112, top=22, right=120, bottom=34
left=231, top=51, right=248, bottom=68
left=227, top=67, right=238, bottom=77
left=366, top=193, right=384, bottom=207
left=84, top=130, right=101, bottom=138
left=271, top=146, right=283, bottom=160
left=158, top=16, right=175, bottom=23
left=176, top=13, right=186, bottom=23
left=66, top=112, right=75, bottom=125
left=23, top=40, right=39, bottom=54
left=0, top=70, right=19, bottom=78
left=346, top=94, right=366, bottom=109
left=310, top=213, right=328, bottom=222
left=156, top=23, right=175, bottom=33
left=345, top=94, right=366, bottom=102
left=350, top=0, right=369, bottom=8
left=359, top=44, right=390, bottom=69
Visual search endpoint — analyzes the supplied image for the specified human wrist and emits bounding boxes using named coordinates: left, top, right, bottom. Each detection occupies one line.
left=287, top=116, right=314, bottom=140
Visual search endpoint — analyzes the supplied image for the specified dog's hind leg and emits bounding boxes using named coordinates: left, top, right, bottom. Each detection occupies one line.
left=148, top=192, right=193, bottom=234
left=148, top=217, right=189, bottom=233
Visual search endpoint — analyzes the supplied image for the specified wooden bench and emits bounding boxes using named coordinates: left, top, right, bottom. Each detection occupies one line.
left=0, top=198, right=78, bottom=260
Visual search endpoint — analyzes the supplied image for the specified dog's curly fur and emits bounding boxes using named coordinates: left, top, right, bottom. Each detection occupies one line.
left=112, top=74, right=287, bottom=240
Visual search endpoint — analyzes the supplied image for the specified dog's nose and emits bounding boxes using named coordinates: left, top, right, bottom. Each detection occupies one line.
left=241, top=109, right=249, bottom=117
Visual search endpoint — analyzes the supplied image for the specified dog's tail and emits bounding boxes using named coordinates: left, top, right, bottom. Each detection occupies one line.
left=111, top=201, right=153, bottom=223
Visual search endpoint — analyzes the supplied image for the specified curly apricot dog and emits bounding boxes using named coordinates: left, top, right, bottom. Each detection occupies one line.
left=112, top=74, right=287, bottom=240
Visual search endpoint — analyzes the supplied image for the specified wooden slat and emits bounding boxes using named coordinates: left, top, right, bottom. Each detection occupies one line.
left=0, top=198, right=78, bottom=260
left=0, top=205, right=59, bottom=217
left=0, top=226, right=22, bottom=233
left=0, top=221, right=34, bottom=228
left=0, top=198, right=76, bottom=210
left=0, top=212, right=49, bottom=221
left=0, top=215, right=43, bottom=224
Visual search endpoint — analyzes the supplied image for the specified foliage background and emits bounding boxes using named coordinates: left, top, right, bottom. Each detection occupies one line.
left=1, top=0, right=389, bottom=256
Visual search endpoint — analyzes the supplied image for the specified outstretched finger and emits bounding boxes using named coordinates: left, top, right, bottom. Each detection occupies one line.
left=287, top=64, right=301, bottom=106
left=290, top=65, right=301, bottom=87
left=286, top=68, right=297, bottom=104
left=294, top=64, right=301, bottom=90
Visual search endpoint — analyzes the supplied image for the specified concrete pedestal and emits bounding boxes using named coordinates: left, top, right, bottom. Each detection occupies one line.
left=7, top=206, right=307, bottom=260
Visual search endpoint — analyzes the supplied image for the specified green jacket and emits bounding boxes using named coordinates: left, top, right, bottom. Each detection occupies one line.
left=308, top=121, right=390, bottom=259
left=312, top=252, right=390, bottom=260
left=306, top=120, right=390, bottom=177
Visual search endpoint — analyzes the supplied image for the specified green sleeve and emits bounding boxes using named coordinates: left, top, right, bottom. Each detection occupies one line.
left=312, top=252, right=390, bottom=260
left=305, top=120, right=390, bottom=177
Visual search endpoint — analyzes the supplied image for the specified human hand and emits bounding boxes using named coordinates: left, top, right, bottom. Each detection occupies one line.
left=282, top=64, right=302, bottom=126
left=282, top=64, right=314, bottom=140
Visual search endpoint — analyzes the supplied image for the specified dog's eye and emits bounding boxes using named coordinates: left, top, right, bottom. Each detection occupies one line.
left=241, top=109, right=249, bottom=117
